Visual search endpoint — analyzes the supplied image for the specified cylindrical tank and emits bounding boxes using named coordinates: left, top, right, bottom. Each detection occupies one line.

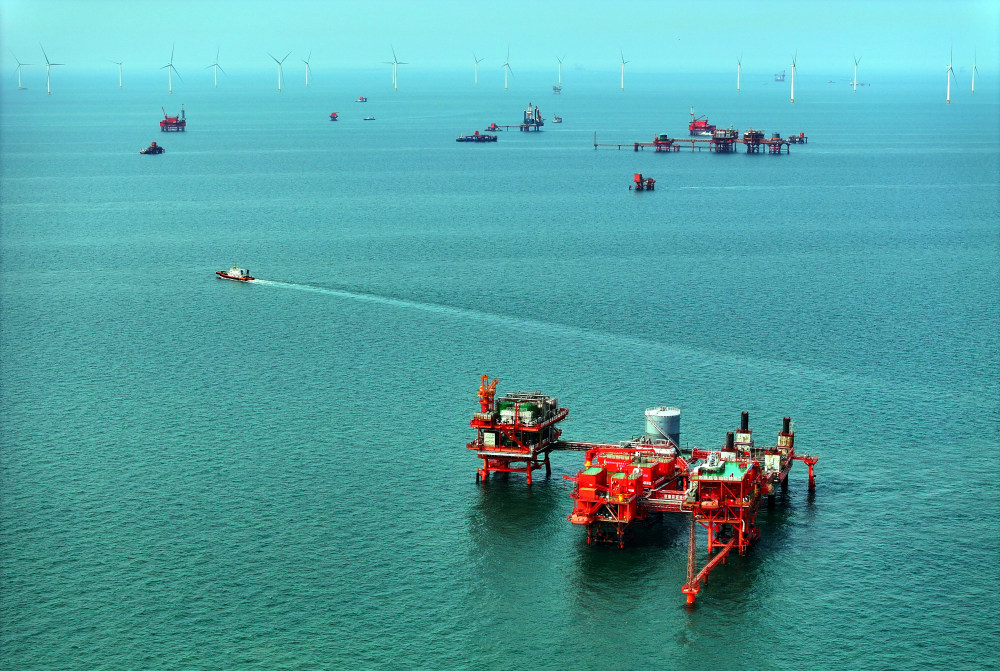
left=645, top=406, right=681, bottom=447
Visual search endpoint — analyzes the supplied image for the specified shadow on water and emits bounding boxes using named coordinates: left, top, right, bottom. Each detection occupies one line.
left=563, top=482, right=822, bottom=624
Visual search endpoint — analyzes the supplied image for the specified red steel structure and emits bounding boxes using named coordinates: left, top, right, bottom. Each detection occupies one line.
left=160, top=105, right=186, bottom=132
left=467, top=375, right=568, bottom=484
left=466, top=376, right=819, bottom=604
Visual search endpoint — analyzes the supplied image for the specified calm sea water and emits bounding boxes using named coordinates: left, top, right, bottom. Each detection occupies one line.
left=2, top=69, right=998, bottom=670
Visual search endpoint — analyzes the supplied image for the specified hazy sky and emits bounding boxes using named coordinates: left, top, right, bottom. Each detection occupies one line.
left=1, top=0, right=997, bottom=79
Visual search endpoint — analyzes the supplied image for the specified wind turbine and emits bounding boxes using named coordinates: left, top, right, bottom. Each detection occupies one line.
left=302, top=51, right=312, bottom=87
left=502, top=47, right=512, bottom=91
left=620, top=50, right=630, bottom=91
left=852, top=54, right=861, bottom=93
left=39, top=44, right=63, bottom=95
left=111, top=60, right=123, bottom=89
left=790, top=52, right=797, bottom=103
left=971, top=50, right=978, bottom=94
left=11, top=51, right=31, bottom=90
left=557, top=55, right=564, bottom=86
left=473, top=53, right=484, bottom=85
left=161, top=44, right=181, bottom=94
left=385, top=47, right=406, bottom=91
left=205, top=49, right=225, bottom=88
left=737, top=54, right=742, bottom=92
left=946, top=49, right=956, bottom=103
left=268, top=51, right=291, bottom=92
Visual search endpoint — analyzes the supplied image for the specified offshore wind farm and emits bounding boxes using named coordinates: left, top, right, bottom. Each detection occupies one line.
left=1, top=1, right=998, bottom=670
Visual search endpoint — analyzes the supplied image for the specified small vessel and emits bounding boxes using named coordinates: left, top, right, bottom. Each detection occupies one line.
left=160, top=105, right=186, bottom=132
left=139, top=141, right=164, bottom=155
left=688, top=107, right=715, bottom=136
left=363, top=116, right=375, bottom=121
left=552, top=115, right=562, bottom=123
left=216, top=265, right=254, bottom=282
left=356, top=96, right=368, bottom=102
left=484, top=123, right=503, bottom=132
left=456, top=131, right=497, bottom=143
left=330, top=112, right=339, bottom=121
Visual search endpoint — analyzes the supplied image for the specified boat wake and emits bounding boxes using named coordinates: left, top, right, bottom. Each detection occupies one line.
left=252, top=279, right=548, bottom=328
left=249, top=280, right=972, bottom=405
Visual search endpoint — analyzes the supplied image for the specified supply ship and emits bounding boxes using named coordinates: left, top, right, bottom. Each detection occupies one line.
left=216, top=265, right=254, bottom=282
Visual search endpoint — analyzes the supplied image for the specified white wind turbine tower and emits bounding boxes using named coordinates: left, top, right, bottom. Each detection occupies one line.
left=385, top=47, right=406, bottom=91
left=620, top=50, right=629, bottom=91
left=946, top=49, right=956, bottom=103
left=737, top=54, right=742, bottom=92
left=111, top=60, right=123, bottom=89
left=503, top=47, right=513, bottom=91
left=205, top=49, right=225, bottom=88
left=852, top=55, right=861, bottom=93
left=473, top=53, right=484, bottom=85
left=557, top=55, right=564, bottom=86
left=790, top=52, right=797, bottom=103
left=11, top=51, right=32, bottom=90
left=40, top=44, right=63, bottom=95
left=162, top=44, right=181, bottom=94
left=269, top=51, right=291, bottom=92
left=971, top=50, right=978, bottom=94
left=302, top=52, right=312, bottom=87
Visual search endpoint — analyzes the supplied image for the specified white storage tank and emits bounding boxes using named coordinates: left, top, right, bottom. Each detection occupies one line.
left=645, top=406, right=681, bottom=447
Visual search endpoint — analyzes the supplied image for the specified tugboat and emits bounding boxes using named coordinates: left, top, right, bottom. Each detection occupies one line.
left=216, top=265, right=254, bottom=282
left=688, top=107, right=715, bottom=136
left=363, top=116, right=375, bottom=121
left=329, top=112, right=339, bottom=121
left=356, top=96, right=368, bottom=102
left=456, top=130, right=497, bottom=143
left=484, top=123, right=503, bottom=132
left=160, top=105, right=186, bottom=132
left=139, top=141, right=164, bottom=155
left=552, top=115, right=563, bottom=123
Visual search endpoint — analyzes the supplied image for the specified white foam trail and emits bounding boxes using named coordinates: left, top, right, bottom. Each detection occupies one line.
left=250, top=278, right=981, bottom=406
left=253, top=279, right=571, bottom=332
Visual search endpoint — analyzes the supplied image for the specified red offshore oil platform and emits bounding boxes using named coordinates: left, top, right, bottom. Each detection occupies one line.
left=160, top=105, right=186, bottom=132
left=688, top=107, right=716, bottom=136
left=631, top=173, right=655, bottom=190
left=466, top=376, right=818, bottom=605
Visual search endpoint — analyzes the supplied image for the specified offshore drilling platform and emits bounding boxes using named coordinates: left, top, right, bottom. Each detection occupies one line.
left=466, top=375, right=818, bottom=605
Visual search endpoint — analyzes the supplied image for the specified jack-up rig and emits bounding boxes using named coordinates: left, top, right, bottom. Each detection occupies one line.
left=466, top=375, right=818, bottom=605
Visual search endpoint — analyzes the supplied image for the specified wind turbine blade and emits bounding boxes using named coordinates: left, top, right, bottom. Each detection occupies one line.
left=282, top=51, right=292, bottom=63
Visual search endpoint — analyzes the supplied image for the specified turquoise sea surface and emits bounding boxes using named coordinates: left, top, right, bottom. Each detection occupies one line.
left=2, top=70, right=999, bottom=669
